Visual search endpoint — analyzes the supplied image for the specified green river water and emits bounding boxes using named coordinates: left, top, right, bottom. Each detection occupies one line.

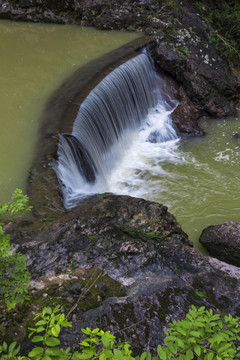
left=0, top=20, right=239, bottom=250
left=158, top=116, right=240, bottom=251
left=0, top=20, right=140, bottom=203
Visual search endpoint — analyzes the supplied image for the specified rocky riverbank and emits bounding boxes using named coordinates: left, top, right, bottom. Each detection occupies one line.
left=2, top=195, right=240, bottom=354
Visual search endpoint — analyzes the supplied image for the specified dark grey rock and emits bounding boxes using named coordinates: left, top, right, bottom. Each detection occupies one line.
left=97, top=282, right=107, bottom=294
left=200, top=222, right=240, bottom=267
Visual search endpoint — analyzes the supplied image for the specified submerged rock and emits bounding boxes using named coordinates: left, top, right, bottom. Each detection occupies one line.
left=200, top=222, right=240, bottom=267
left=3, top=195, right=240, bottom=354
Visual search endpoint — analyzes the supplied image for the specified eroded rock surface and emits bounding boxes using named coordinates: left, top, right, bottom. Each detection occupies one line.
left=3, top=195, right=240, bottom=354
left=200, top=222, right=240, bottom=267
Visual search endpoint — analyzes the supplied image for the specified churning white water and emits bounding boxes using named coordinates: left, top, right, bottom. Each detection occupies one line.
left=108, top=106, right=184, bottom=199
left=53, top=52, right=184, bottom=209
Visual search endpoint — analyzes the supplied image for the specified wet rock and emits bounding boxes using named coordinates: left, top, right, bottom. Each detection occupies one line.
left=154, top=70, right=204, bottom=137
left=70, top=282, right=82, bottom=295
left=171, top=85, right=204, bottom=137
left=200, top=222, right=240, bottom=267
left=151, top=9, right=239, bottom=118
left=3, top=195, right=240, bottom=354
left=97, top=282, right=107, bottom=295
left=232, top=132, right=240, bottom=141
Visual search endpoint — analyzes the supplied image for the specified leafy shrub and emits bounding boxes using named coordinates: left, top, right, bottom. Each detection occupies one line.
left=1, top=305, right=240, bottom=359
left=0, top=188, right=32, bottom=311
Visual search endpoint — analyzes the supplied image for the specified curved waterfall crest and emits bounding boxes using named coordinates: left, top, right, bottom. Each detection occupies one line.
left=53, top=52, right=178, bottom=209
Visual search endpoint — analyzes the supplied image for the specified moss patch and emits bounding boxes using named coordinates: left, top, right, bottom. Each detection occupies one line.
left=0, top=267, right=125, bottom=344
left=120, top=227, right=163, bottom=242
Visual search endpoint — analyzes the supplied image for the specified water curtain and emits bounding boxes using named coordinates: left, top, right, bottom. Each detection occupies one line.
left=53, top=53, right=178, bottom=208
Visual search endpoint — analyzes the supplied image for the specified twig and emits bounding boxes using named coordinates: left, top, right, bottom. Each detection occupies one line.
left=113, top=318, right=145, bottom=334
left=67, top=269, right=106, bottom=319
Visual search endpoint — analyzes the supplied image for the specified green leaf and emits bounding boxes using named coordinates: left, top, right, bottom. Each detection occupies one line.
left=194, top=344, right=201, bottom=356
left=28, top=346, right=44, bottom=357
left=73, top=352, right=92, bottom=359
left=104, top=349, right=113, bottom=358
left=157, top=346, right=166, bottom=360
left=186, top=349, right=194, bottom=360
left=166, top=342, right=177, bottom=355
left=186, top=337, right=196, bottom=344
left=207, top=351, right=214, bottom=360
left=59, top=313, right=65, bottom=323
left=45, top=337, right=61, bottom=347
left=36, top=326, right=45, bottom=333
left=52, top=324, right=60, bottom=337
left=80, top=341, right=90, bottom=347
left=12, top=344, right=21, bottom=356
left=32, top=335, right=44, bottom=343
left=43, top=307, right=52, bottom=315
left=114, top=349, right=124, bottom=360
left=176, top=338, right=185, bottom=349
left=177, top=327, right=186, bottom=336
left=140, top=352, right=147, bottom=360
left=101, top=334, right=110, bottom=348
left=42, top=355, right=52, bottom=360
left=45, top=347, right=65, bottom=356
left=35, top=320, right=47, bottom=326
left=99, top=354, right=106, bottom=360
left=8, top=341, right=17, bottom=354
left=190, top=331, right=201, bottom=338
left=146, top=353, right=151, bottom=360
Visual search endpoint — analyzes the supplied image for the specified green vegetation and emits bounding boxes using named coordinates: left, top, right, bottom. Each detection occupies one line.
left=177, top=47, right=190, bottom=57
left=194, top=0, right=240, bottom=62
left=1, top=305, right=240, bottom=359
left=0, top=189, right=32, bottom=311
left=99, top=194, right=110, bottom=200
left=194, top=289, right=207, bottom=299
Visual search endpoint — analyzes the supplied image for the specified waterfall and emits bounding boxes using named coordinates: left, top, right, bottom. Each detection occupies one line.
left=53, top=52, right=179, bottom=209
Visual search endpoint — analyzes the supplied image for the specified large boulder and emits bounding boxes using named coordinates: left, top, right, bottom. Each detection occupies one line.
left=149, top=5, right=239, bottom=118
left=200, top=222, right=240, bottom=267
left=3, top=195, right=240, bottom=355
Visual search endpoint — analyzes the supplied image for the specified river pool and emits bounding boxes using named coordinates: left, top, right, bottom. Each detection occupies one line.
left=0, top=20, right=140, bottom=203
